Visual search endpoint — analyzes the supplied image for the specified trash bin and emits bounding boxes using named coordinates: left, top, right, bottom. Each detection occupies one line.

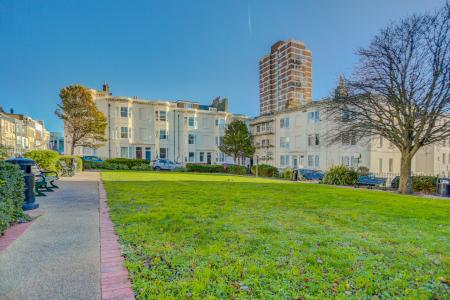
left=5, top=158, right=39, bottom=211
left=436, top=177, right=450, bottom=197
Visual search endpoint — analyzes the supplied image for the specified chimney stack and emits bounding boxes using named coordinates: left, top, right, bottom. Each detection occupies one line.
left=102, top=82, right=110, bottom=94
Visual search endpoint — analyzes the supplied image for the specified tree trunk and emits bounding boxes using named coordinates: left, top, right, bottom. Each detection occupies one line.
left=70, top=140, right=75, bottom=155
left=399, top=153, right=413, bottom=194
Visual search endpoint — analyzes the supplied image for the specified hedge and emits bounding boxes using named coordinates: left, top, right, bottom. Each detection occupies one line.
left=83, top=161, right=103, bottom=170
left=104, top=158, right=150, bottom=169
left=59, top=155, right=83, bottom=172
left=24, top=150, right=60, bottom=172
left=323, top=165, right=358, bottom=186
left=186, top=164, right=225, bottom=173
left=0, top=161, right=25, bottom=235
left=251, top=164, right=279, bottom=177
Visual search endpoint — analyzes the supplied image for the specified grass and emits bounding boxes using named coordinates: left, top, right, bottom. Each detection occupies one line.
left=101, top=171, right=450, bottom=299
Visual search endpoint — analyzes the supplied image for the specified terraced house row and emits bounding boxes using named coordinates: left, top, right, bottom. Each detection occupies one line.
left=69, top=84, right=248, bottom=165
left=0, top=107, right=50, bottom=155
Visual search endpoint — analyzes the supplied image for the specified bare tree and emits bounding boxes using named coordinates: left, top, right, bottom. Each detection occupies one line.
left=324, top=4, right=449, bottom=194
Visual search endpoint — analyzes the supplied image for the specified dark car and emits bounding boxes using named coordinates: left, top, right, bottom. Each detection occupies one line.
left=298, top=168, right=325, bottom=181
left=82, top=155, right=104, bottom=163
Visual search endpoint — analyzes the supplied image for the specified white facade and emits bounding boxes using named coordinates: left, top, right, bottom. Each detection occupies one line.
left=251, top=101, right=450, bottom=177
left=68, top=87, right=248, bottom=165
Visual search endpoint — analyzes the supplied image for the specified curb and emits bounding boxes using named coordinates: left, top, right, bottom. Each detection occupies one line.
left=99, top=179, right=135, bottom=300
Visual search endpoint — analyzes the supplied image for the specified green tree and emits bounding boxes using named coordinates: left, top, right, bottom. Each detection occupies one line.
left=219, top=120, right=255, bottom=164
left=55, top=85, right=107, bottom=155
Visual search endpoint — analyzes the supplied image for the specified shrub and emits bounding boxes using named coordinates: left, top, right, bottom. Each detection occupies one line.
left=24, top=150, right=60, bottom=172
left=413, top=176, right=437, bottom=193
left=323, top=165, right=358, bottom=186
left=59, top=155, right=83, bottom=172
left=282, top=168, right=293, bottom=180
left=104, top=158, right=150, bottom=169
left=226, top=165, right=247, bottom=175
left=251, top=164, right=279, bottom=177
left=391, top=176, right=437, bottom=193
left=0, top=161, right=26, bottom=235
left=186, top=164, right=225, bottom=173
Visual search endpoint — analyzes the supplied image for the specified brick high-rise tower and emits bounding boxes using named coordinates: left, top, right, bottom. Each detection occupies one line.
left=259, top=40, right=312, bottom=114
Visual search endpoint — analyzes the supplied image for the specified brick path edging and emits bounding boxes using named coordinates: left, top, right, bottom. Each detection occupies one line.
left=0, top=222, right=32, bottom=252
left=0, top=209, right=43, bottom=253
left=99, top=180, right=135, bottom=300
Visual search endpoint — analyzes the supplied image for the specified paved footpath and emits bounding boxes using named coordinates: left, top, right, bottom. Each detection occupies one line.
left=0, top=172, right=101, bottom=300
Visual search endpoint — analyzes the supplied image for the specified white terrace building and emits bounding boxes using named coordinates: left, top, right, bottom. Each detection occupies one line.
left=251, top=101, right=450, bottom=177
left=68, top=85, right=248, bottom=165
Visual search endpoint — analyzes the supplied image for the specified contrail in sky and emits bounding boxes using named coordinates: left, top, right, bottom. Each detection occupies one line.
left=247, top=0, right=252, bottom=35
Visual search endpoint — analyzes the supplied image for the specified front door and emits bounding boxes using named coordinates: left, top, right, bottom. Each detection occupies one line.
left=136, top=147, right=143, bottom=159
left=145, top=147, right=151, bottom=160
left=207, top=152, right=212, bottom=165
left=293, top=157, right=298, bottom=169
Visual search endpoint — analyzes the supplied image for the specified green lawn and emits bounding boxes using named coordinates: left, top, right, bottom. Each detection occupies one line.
left=102, top=171, right=450, bottom=299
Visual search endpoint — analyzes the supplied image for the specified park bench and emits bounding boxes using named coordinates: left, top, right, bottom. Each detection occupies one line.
left=32, top=166, right=59, bottom=196
left=356, top=175, right=387, bottom=190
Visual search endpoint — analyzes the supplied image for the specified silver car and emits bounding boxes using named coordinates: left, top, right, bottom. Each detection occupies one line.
left=152, top=159, right=181, bottom=170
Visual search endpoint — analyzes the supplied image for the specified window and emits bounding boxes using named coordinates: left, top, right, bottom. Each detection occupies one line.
left=199, top=152, right=204, bottom=162
left=341, top=156, right=350, bottom=167
left=159, top=148, right=167, bottom=159
left=156, top=111, right=167, bottom=121
left=280, top=117, right=290, bottom=128
left=188, top=117, right=196, bottom=128
left=215, top=136, right=223, bottom=146
left=189, top=152, right=195, bottom=162
left=308, top=155, right=314, bottom=168
left=160, top=129, right=168, bottom=140
left=314, top=155, right=320, bottom=168
left=256, top=125, right=261, bottom=133
left=280, top=137, right=290, bottom=148
left=308, top=134, right=319, bottom=146
left=120, top=147, right=128, bottom=158
left=341, top=110, right=355, bottom=122
left=308, top=111, right=320, bottom=123
left=389, top=158, right=394, bottom=172
left=215, top=119, right=225, bottom=129
left=218, top=152, right=225, bottom=162
left=188, top=134, right=196, bottom=145
left=280, top=155, right=289, bottom=166
left=378, top=158, right=383, bottom=173
left=443, top=153, right=446, bottom=165
left=120, top=107, right=128, bottom=118
left=120, top=127, right=128, bottom=139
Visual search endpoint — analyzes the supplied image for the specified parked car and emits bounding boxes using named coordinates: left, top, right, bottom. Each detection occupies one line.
left=82, top=155, right=104, bottom=163
left=297, top=168, right=325, bottom=181
left=152, top=159, right=181, bottom=170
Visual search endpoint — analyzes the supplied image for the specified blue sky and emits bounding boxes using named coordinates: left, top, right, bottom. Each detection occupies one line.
left=0, top=0, right=445, bottom=132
